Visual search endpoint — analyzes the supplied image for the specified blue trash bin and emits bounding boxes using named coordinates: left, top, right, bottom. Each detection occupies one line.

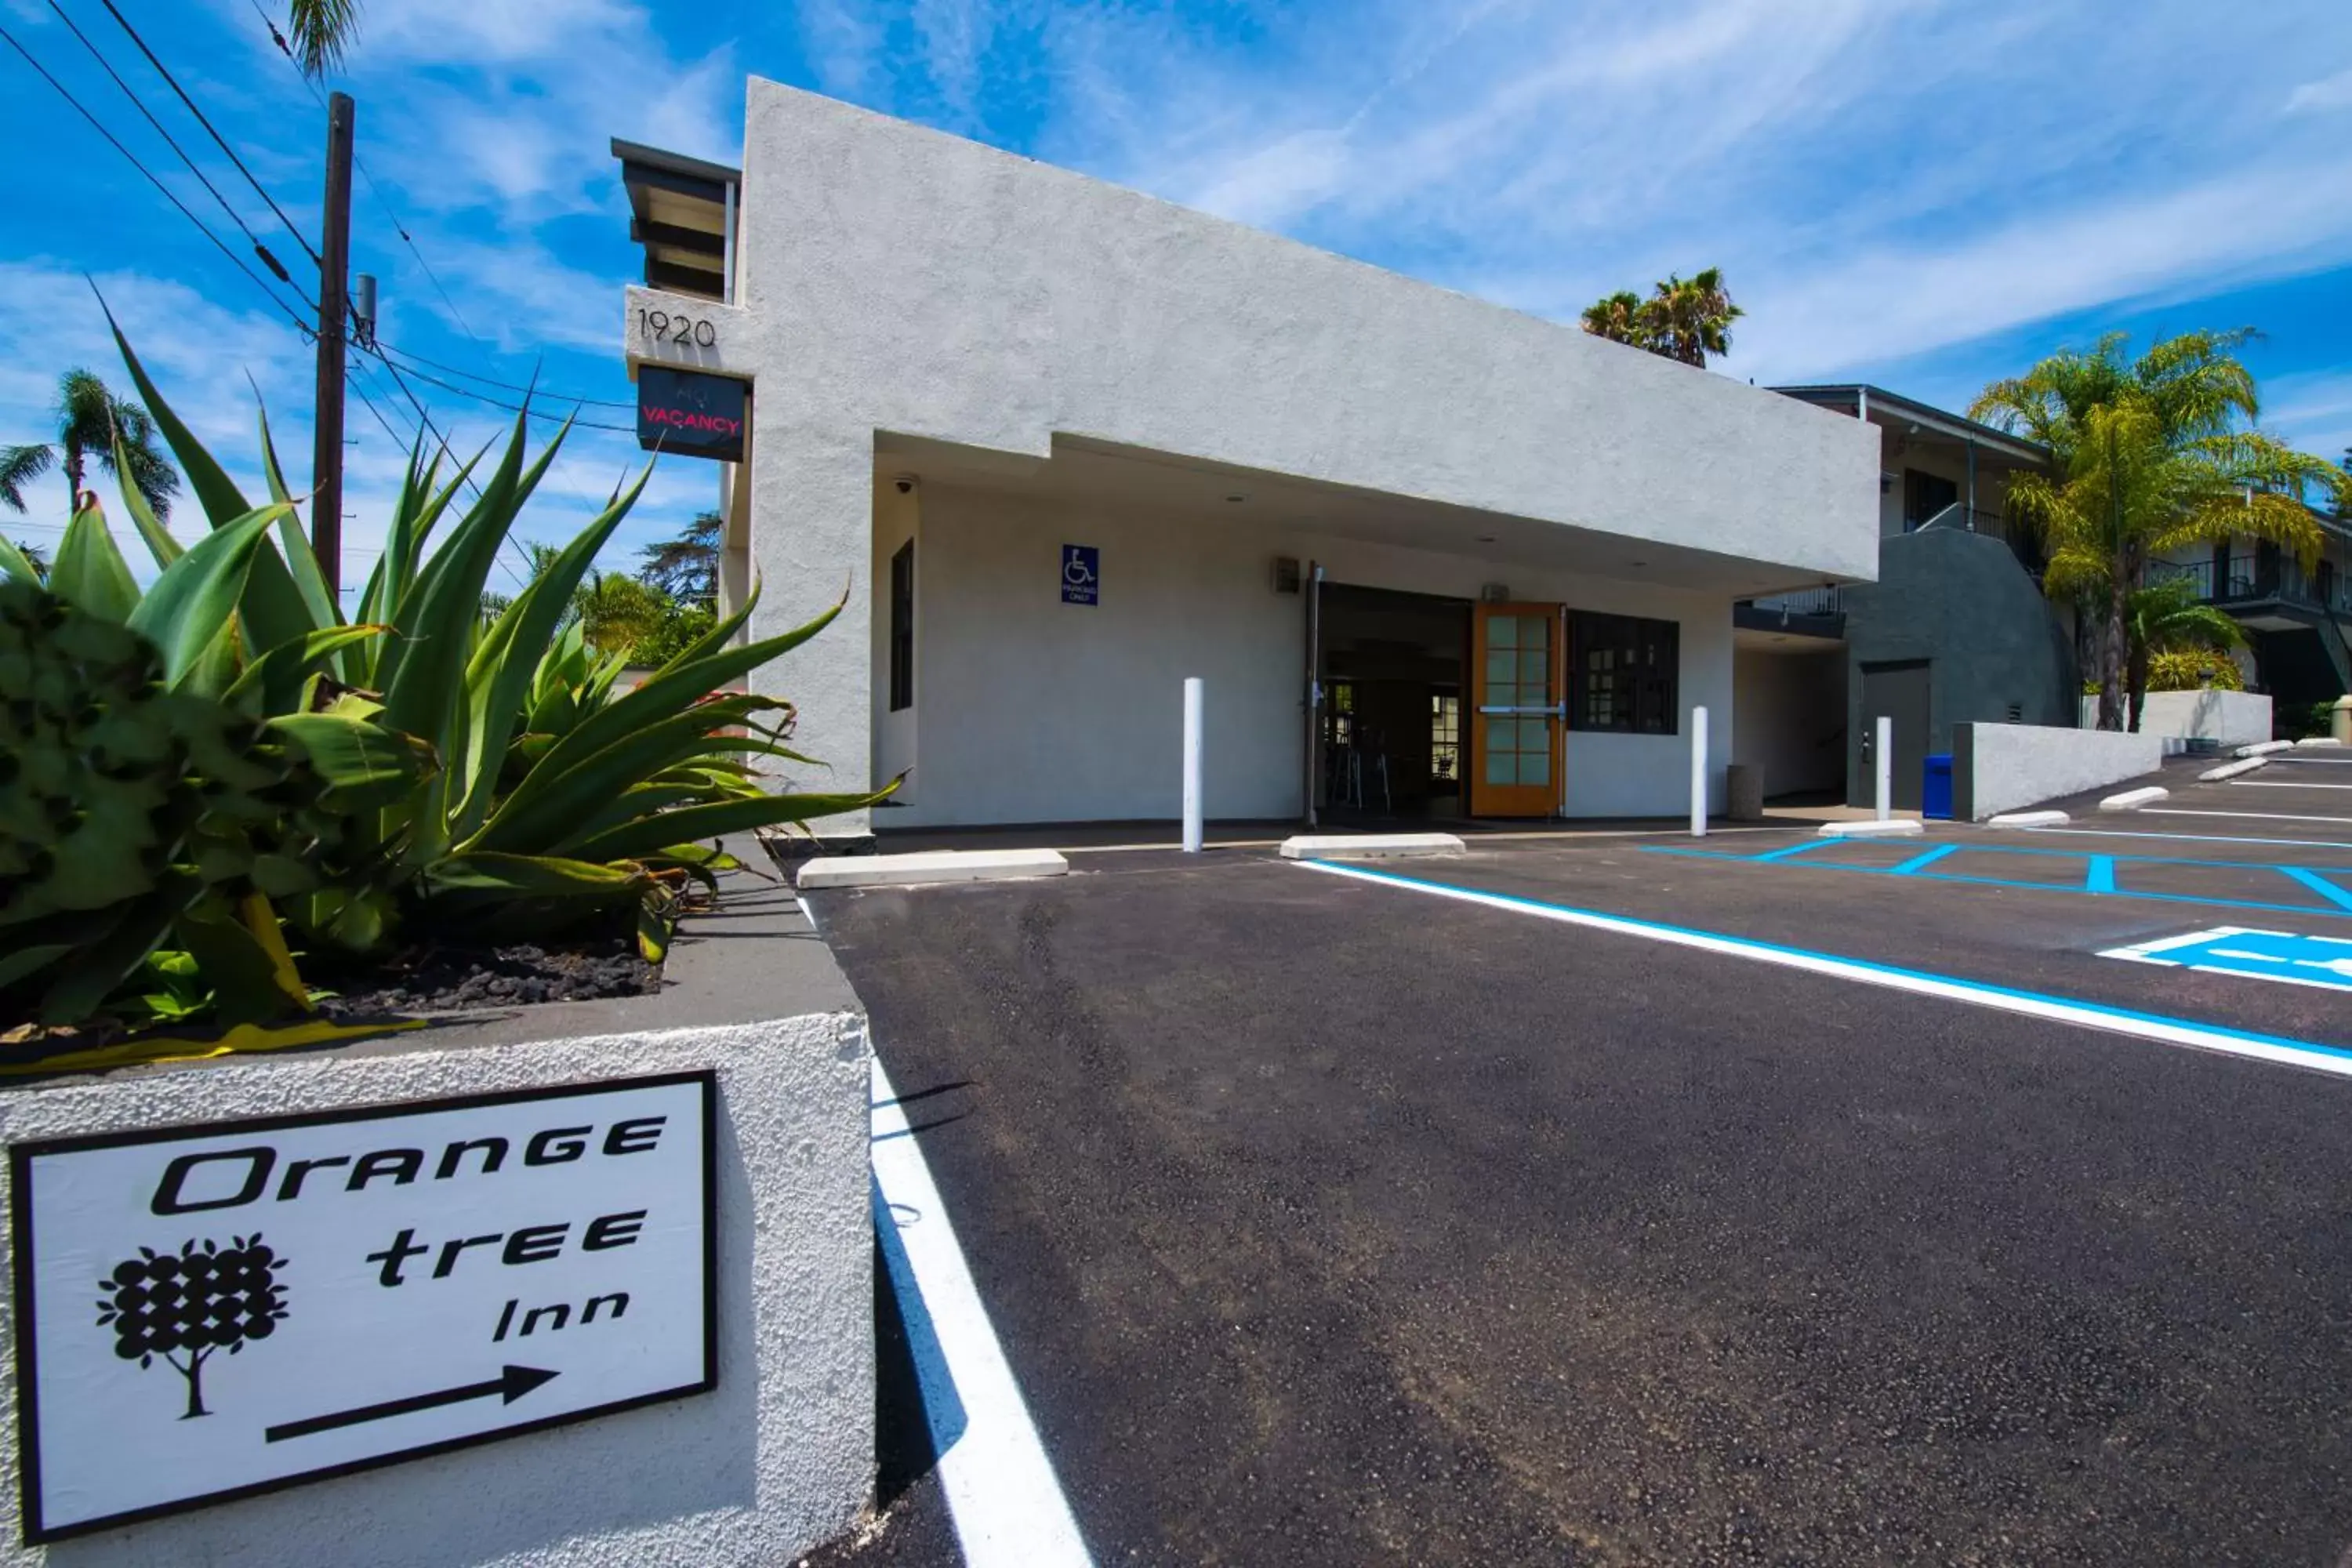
left=1922, top=753, right=1954, bottom=820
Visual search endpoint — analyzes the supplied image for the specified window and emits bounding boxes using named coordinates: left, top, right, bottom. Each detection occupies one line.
left=1429, top=693, right=1460, bottom=785
left=1570, top=613, right=1678, bottom=735
left=887, top=540, right=914, bottom=712
left=1903, top=469, right=1958, bottom=531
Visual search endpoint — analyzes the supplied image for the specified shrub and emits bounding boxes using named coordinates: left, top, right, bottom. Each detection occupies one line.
left=2145, top=651, right=2243, bottom=691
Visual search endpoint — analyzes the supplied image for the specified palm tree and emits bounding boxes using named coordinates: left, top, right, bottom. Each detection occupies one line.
left=635, top=510, right=722, bottom=607
left=1971, top=331, right=2332, bottom=730
left=285, top=0, right=363, bottom=77
left=1577, top=269, right=1743, bottom=366
left=2124, top=576, right=2245, bottom=732
left=0, top=369, right=180, bottom=521
left=575, top=572, right=669, bottom=655
left=1578, top=290, right=1646, bottom=348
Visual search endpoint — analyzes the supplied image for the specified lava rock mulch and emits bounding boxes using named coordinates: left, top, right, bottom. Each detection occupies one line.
left=314, top=933, right=657, bottom=1019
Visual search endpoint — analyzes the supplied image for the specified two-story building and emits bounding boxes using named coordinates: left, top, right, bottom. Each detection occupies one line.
left=611, top=80, right=1878, bottom=835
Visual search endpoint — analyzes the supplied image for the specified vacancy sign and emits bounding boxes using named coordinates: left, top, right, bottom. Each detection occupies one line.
left=9, top=1073, right=716, bottom=1542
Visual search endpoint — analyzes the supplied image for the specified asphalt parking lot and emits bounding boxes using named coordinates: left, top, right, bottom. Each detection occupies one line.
left=811, top=766, right=2352, bottom=1566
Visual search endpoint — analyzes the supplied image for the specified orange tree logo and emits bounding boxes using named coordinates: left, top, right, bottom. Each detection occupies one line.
left=96, top=1236, right=290, bottom=1419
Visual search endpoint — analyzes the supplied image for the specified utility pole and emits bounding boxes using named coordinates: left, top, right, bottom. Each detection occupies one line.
left=310, top=91, right=354, bottom=599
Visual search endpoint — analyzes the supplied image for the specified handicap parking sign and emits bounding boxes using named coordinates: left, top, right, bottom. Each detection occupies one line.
left=2102, top=926, right=2352, bottom=992
left=1062, top=544, right=1098, bottom=606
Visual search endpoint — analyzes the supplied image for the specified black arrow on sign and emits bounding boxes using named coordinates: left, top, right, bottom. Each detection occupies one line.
left=264, top=1365, right=559, bottom=1443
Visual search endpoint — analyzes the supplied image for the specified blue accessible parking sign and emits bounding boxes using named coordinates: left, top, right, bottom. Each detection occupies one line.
left=2102, top=926, right=2352, bottom=992
left=1062, top=544, right=1098, bottom=606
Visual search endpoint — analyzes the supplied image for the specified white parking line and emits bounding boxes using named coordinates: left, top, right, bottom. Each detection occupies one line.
left=872, top=1057, right=1094, bottom=1568
left=2231, top=780, right=2352, bottom=791
left=2144, top=809, right=2352, bottom=826
left=1301, top=861, right=2352, bottom=1080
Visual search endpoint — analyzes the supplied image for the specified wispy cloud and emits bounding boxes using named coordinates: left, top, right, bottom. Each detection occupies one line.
left=2285, top=64, right=2352, bottom=115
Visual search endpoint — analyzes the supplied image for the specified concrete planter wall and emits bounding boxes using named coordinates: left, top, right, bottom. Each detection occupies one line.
left=0, top=875, right=873, bottom=1567
left=2078, top=690, right=2270, bottom=748
left=1953, top=722, right=2166, bottom=821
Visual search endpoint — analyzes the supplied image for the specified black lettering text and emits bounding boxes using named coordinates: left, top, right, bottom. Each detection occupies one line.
left=434, top=1234, right=503, bottom=1278
left=502, top=1223, right=568, bottom=1265
left=276, top=1154, right=350, bottom=1200
left=368, top=1228, right=430, bottom=1287
left=520, top=1304, right=570, bottom=1336
left=347, top=1148, right=423, bottom=1191
left=151, top=1146, right=275, bottom=1215
left=524, top=1126, right=590, bottom=1166
left=583, top=1210, right=645, bottom=1251
left=582, top=1292, right=630, bottom=1323
left=602, top=1117, right=666, bottom=1156
left=435, top=1137, right=508, bottom=1179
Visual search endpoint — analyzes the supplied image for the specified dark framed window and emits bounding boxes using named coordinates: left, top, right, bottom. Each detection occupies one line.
left=1903, top=469, right=1958, bottom=531
left=1570, top=612, right=1679, bottom=735
left=888, top=540, right=914, bottom=712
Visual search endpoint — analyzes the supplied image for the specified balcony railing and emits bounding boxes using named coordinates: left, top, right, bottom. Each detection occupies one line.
left=1742, top=586, right=1843, bottom=619
left=2154, top=554, right=2352, bottom=615
left=1907, top=502, right=2009, bottom=535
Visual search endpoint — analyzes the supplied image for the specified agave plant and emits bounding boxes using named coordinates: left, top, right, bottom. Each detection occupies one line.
left=98, top=310, right=882, bottom=964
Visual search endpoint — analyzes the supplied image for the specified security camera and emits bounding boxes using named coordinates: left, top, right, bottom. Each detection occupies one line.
left=893, top=474, right=918, bottom=495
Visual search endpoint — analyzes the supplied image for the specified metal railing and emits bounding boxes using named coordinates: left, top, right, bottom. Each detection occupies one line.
left=2154, top=554, right=2352, bottom=615
left=1908, top=503, right=2008, bottom=535
left=1741, top=586, right=1843, bottom=619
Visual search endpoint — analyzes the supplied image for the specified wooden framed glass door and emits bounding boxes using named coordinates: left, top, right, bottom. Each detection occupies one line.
left=1469, top=603, right=1562, bottom=818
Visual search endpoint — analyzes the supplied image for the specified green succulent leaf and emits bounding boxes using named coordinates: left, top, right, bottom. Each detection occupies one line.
left=125, top=509, right=280, bottom=687
left=111, top=424, right=185, bottom=571
left=48, top=503, right=142, bottom=622
left=564, top=786, right=900, bottom=866
left=226, top=625, right=386, bottom=717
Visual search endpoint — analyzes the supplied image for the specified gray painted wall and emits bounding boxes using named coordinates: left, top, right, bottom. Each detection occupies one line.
left=1843, top=528, right=2078, bottom=805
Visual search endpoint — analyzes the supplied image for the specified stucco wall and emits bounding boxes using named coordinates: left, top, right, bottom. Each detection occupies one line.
left=892, top=481, right=1735, bottom=825
left=0, top=1018, right=872, bottom=1568
left=1954, top=723, right=2165, bottom=821
left=1733, top=648, right=1846, bottom=798
left=1844, top=528, right=2079, bottom=804
left=2078, top=689, right=2271, bottom=747
left=623, top=79, right=1878, bottom=829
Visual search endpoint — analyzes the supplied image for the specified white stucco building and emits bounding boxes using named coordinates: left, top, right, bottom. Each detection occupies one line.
left=615, top=80, right=1878, bottom=833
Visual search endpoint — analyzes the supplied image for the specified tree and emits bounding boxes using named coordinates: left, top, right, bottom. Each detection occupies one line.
left=96, top=1235, right=289, bottom=1420
left=575, top=572, right=670, bottom=655
left=1969, top=331, right=2332, bottom=731
left=1577, top=268, right=1744, bottom=367
left=2123, top=576, right=2245, bottom=731
left=285, top=0, right=363, bottom=77
left=635, top=510, right=721, bottom=608
left=5, top=539, right=45, bottom=580
left=1, top=369, right=180, bottom=522
left=2339, top=446, right=2350, bottom=521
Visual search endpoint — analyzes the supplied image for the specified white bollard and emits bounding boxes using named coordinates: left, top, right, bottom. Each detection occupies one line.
left=1182, top=677, right=1204, bottom=854
left=1875, top=714, right=1893, bottom=823
left=1690, top=705, right=1708, bottom=838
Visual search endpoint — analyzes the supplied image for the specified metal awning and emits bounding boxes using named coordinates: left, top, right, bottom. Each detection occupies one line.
left=613, top=137, right=739, bottom=302
left=1770, top=383, right=2052, bottom=469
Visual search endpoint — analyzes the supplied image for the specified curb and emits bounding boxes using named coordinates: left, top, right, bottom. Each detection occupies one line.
left=796, top=848, right=1070, bottom=890
left=1816, top=819, right=1926, bottom=839
left=2099, top=786, right=2169, bottom=812
left=2235, top=740, right=2295, bottom=758
left=1279, top=833, right=1466, bottom=861
left=1986, top=810, right=2069, bottom=828
left=2200, top=757, right=2269, bottom=782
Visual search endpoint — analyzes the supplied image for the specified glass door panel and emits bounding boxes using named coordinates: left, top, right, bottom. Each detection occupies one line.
left=1468, top=604, right=1562, bottom=817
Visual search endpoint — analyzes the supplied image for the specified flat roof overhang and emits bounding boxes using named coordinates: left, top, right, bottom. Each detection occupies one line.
left=877, top=430, right=1867, bottom=601
left=614, top=137, right=738, bottom=302
left=1772, top=383, right=2052, bottom=470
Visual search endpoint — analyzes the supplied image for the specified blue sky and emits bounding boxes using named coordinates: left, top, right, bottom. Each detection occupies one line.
left=3, top=0, right=2350, bottom=589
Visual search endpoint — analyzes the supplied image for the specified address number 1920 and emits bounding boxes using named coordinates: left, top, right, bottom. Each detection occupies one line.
left=637, top=308, right=717, bottom=348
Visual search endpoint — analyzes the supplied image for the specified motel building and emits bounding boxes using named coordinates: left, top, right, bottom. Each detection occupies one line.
left=615, top=81, right=1878, bottom=837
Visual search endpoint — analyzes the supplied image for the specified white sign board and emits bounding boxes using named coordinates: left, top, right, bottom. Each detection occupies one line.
left=9, top=1071, right=715, bottom=1543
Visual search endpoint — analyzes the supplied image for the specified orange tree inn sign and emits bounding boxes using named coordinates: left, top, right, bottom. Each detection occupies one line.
left=8, top=1073, right=716, bottom=1543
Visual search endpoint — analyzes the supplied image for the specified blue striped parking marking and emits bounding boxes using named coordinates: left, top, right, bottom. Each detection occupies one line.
left=2103, top=927, right=2352, bottom=993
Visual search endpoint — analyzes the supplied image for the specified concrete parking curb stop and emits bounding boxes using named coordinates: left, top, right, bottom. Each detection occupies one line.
left=1816, top=819, right=1926, bottom=839
left=1987, top=810, right=2070, bottom=828
left=2201, top=758, right=2270, bottom=782
left=2100, top=786, right=2169, bottom=811
left=1277, top=833, right=1467, bottom=861
left=2237, top=741, right=2295, bottom=758
left=795, top=850, right=1070, bottom=891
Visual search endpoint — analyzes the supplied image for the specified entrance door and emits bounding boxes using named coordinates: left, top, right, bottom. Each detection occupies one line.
left=1855, top=659, right=1929, bottom=809
left=1470, top=603, right=1562, bottom=818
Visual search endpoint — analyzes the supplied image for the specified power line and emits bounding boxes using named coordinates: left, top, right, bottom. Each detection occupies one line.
left=361, top=354, right=536, bottom=592
left=97, top=0, right=322, bottom=270
left=367, top=352, right=637, bottom=433
left=379, top=342, right=637, bottom=411
left=44, top=1, right=309, bottom=303
left=0, top=20, right=314, bottom=336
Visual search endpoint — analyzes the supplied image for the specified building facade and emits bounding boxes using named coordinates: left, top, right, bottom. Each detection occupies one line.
left=616, top=81, right=1878, bottom=832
